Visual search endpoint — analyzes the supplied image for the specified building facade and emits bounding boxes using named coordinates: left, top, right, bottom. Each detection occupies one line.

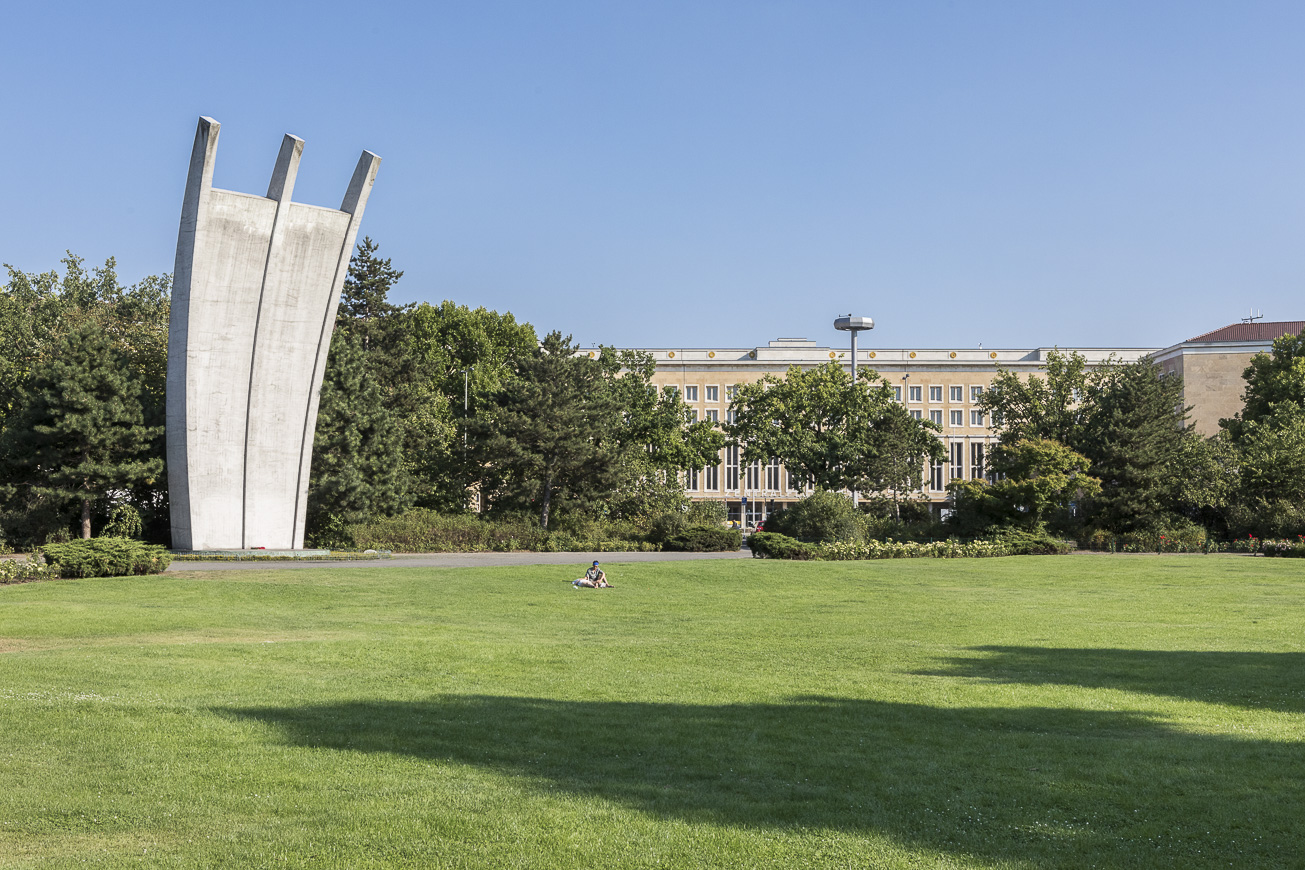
left=623, top=337, right=1155, bottom=525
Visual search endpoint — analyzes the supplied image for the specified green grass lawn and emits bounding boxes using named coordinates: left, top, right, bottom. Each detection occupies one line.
left=2, top=555, right=1303, bottom=868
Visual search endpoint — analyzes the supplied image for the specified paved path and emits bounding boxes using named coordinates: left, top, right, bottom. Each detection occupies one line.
left=167, top=549, right=753, bottom=571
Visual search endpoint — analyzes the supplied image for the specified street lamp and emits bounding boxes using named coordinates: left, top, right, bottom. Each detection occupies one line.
left=834, top=315, right=874, bottom=508
left=833, top=315, right=874, bottom=379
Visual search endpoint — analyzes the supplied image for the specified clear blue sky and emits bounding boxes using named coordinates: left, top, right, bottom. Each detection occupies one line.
left=4, top=1, right=1303, bottom=351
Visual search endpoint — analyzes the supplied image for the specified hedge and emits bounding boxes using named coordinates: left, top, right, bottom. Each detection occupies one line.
left=662, top=526, right=742, bottom=552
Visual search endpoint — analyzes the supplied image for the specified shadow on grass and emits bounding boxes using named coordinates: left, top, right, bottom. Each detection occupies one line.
left=926, top=647, right=1305, bottom=713
left=227, top=694, right=1301, bottom=867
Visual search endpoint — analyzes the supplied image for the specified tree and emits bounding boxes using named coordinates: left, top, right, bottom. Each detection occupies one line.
left=0, top=320, right=163, bottom=539
left=1219, top=328, right=1305, bottom=537
left=1077, top=356, right=1193, bottom=532
left=336, top=237, right=408, bottom=356
left=1222, top=328, right=1305, bottom=440
left=726, top=362, right=943, bottom=496
left=985, top=437, right=1101, bottom=530
left=978, top=349, right=1090, bottom=449
left=306, top=331, right=409, bottom=536
left=473, top=332, right=623, bottom=529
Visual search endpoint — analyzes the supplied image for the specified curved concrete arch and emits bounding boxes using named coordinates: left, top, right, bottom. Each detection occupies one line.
left=167, top=117, right=380, bottom=550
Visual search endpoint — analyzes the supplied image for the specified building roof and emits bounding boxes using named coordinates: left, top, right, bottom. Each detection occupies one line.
left=1186, top=321, right=1305, bottom=343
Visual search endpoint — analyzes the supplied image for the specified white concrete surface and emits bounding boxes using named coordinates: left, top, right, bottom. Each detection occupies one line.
left=167, top=118, right=379, bottom=550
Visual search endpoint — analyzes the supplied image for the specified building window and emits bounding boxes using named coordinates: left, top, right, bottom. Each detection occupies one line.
left=664, top=385, right=678, bottom=397
left=911, top=409, right=922, bottom=420
left=689, top=409, right=699, bottom=423
left=992, top=411, right=1004, bottom=427
left=687, top=467, right=699, bottom=491
left=684, top=385, right=698, bottom=402
left=725, top=385, right=738, bottom=400
left=949, top=385, right=963, bottom=403
left=704, top=463, right=719, bottom=491
left=930, top=410, right=943, bottom=426
left=893, top=386, right=902, bottom=402
left=705, top=409, right=719, bottom=423
left=726, top=409, right=737, bottom=425
left=950, top=441, right=964, bottom=479
left=909, top=385, right=922, bottom=402
left=970, top=442, right=985, bottom=480
left=725, top=445, right=739, bottom=490
left=971, top=410, right=984, bottom=427
left=746, top=459, right=760, bottom=490
left=971, top=386, right=984, bottom=402
left=705, top=385, right=719, bottom=402
left=765, top=457, right=781, bottom=490
left=930, top=459, right=945, bottom=491
left=929, top=386, right=943, bottom=402
left=949, top=410, right=963, bottom=427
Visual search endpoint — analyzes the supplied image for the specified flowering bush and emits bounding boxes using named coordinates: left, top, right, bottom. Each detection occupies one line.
left=814, top=539, right=1016, bottom=560
left=1259, top=538, right=1305, bottom=558
left=0, top=558, right=58, bottom=584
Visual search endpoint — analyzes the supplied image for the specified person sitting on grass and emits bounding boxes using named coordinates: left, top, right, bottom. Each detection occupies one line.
left=572, top=561, right=610, bottom=588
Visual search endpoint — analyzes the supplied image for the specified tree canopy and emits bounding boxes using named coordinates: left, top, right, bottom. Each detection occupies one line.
left=726, top=362, right=943, bottom=495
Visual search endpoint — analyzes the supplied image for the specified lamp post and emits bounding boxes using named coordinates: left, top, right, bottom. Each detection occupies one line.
left=833, top=315, right=874, bottom=379
left=834, top=315, right=875, bottom=508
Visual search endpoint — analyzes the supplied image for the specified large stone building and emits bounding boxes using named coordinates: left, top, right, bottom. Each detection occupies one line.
left=1151, top=320, right=1305, bottom=436
left=622, top=322, right=1302, bottom=525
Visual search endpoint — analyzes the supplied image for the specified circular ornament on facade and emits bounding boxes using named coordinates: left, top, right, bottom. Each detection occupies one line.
left=829, top=351, right=836, bottom=359
left=667, top=351, right=676, bottom=358
left=989, top=351, right=998, bottom=359
left=949, top=351, right=957, bottom=359
left=749, top=350, right=757, bottom=359
left=868, top=351, right=876, bottom=359
left=588, top=351, right=595, bottom=358
left=708, top=351, right=716, bottom=358
left=909, top=351, right=917, bottom=359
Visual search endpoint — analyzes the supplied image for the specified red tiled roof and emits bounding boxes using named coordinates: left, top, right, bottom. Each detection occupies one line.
left=1186, top=321, right=1305, bottom=343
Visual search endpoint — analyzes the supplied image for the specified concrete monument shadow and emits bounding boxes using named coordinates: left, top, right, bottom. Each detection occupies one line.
left=226, top=693, right=1301, bottom=867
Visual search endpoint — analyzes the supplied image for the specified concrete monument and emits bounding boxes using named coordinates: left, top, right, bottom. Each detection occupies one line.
left=166, top=117, right=380, bottom=550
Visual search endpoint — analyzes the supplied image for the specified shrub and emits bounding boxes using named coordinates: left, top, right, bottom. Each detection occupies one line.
left=987, top=529, right=1075, bottom=556
left=662, top=526, right=741, bottom=552
left=747, top=531, right=815, bottom=560
left=0, top=557, right=57, bottom=584
left=1260, top=537, right=1305, bottom=558
left=41, top=537, right=172, bottom=577
left=765, top=491, right=860, bottom=543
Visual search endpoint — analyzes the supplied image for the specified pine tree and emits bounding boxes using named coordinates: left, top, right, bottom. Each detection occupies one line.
left=306, top=331, right=408, bottom=536
left=1079, top=357, right=1192, bottom=532
left=473, top=332, right=622, bottom=529
left=0, top=319, right=162, bottom=539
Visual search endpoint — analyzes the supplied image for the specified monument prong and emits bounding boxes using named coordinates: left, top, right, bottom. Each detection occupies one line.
left=266, top=134, right=305, bottom=202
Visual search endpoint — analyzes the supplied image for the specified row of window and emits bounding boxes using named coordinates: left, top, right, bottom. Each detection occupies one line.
left=667, top=385, right=738, bottom=403
left=684, top=442, right=991, bottom=493
left=910, top=409, right=987, bottom=428
left=669, top=383, right=986, bottom=406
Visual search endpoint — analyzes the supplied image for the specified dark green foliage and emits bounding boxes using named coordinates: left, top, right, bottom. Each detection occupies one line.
left=307, top=330, right=408, bottom=532
left=474, top=332, right=623, bottom=529
left=341, top=508, right=656, bottom=553
left=1, top=256, right=170, bottom=547
left=985, top=528, right=1075, bottom=556
left=661, top=526, right=741, bottom=552
left=41, top=536, right=172, bottom=577
left=764, top=490, right=861, bottom=543
left=1078, top=357, right=1193, bottom=532
left=0, top=319, right=163, bottom=540
left=746, top=531, right=815, bottom=559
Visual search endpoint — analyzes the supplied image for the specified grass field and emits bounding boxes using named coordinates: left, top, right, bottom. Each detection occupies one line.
left=2, top=555, right=1303, bottom=868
